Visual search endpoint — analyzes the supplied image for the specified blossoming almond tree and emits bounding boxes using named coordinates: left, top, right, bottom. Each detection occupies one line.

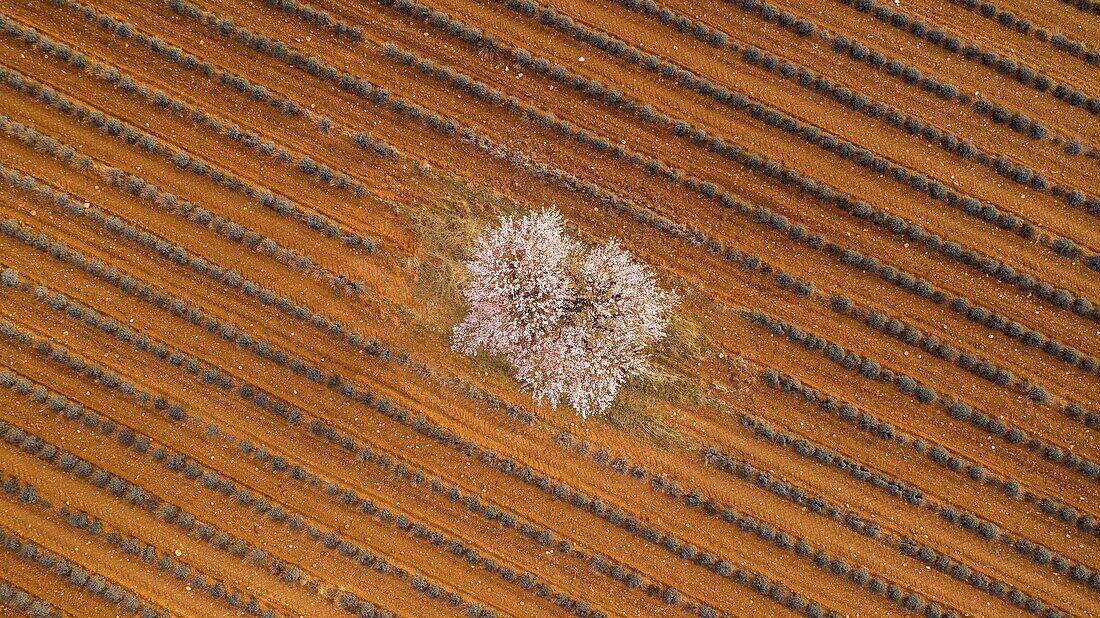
left=453, top=207, right=678, bottom=417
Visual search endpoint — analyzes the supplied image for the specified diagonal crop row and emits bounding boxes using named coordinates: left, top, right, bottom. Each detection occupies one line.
left=735, top=407, right=1100, bottom=593
left=823, top=292, right=1099, bottom=422
left=714, top=0, right=1100, bottom=126
left=9, top=461, right=350, bottom=616
left=698, top=448, right=1037, bottom=612
left=0, top=254, right=190, bottom=420
left=168, top=416, right=616, bottom=616
left=0, top=70, right=378, bottom=272
left=1062, top=402, right=1100, bottom=431
left=451, top=0, right=1099, bottom=260
left=0, top=504, right=172, bottom=618
left=0, top=417, right=406, bottom=618
left=0, top=426, right=408, bottom=618
left=220, top=0, right=365, bottom=41
left=759, top=365, right=1100, bottom=557
left=0, top=308, right=188, bottom=422
left=0, top=165, right=533, bottom=427
left=607, top=0, right=1098, bottom=155
left=559, top=433, right=976, bottom=617
left=0, top=163, right=353, bottom=341
left=554, top=429, right=1084, bottom=616
left=944, top=0, right=1098, bottom=63
left=5, top=7, right=399, bottom=198
left=0, top=470, right=285, bottom=618
left=743, top=309, right=1099, bottom=481
left=506, top=41, right=1099, bottom=263
left=0, top=16, right=382, bottom=257
left=378, top=0, right=1033, bottom=177
left=0, top=576, right=63, bottom=618
left=759, top=366, right=1100, bottom=540
left=39, top=0, right=397, bottom=164
left=494, top=0, right=1100, bottom=208
left=831, top=0, right=1100, bottom=104
left=0, top=351, right=452, bottom=614
left=812, top=236, right=1098, bottom=368
left=0, top=360, right=473, bottom=617
left=630, top=0, right=1100, bottom=208
left=2, top=3, right=535, bottom=424
left=608, top=0, right=1100, bottom=205
left=0, top=115, right=364, bottom=294
left=1057, top=0, right=1100, bottom=13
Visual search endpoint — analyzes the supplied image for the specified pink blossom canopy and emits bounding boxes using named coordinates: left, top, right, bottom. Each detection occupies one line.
left=453, top=207, right=678, bottom=417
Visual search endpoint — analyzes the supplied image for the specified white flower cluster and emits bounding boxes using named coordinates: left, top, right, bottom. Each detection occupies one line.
left=453, top=207, right=678, bottom=417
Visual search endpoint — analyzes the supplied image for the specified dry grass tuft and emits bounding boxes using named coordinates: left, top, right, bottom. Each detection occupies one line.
left=601, top=390, right=690, bottom=448
left=405, top=165, right=521, bottom=329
